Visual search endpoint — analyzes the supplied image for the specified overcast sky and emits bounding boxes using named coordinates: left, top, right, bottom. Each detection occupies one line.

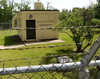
left=14, top=0, right=97, bottom=11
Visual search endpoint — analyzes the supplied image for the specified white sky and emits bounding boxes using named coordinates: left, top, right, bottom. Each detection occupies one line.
left=14, top=0, right=97, bottom=11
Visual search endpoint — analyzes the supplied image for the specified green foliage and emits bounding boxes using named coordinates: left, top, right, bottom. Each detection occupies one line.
left=97, top=0, right=100, bottom=4
left=67, top=15, right=83, bottom=27
left=59, top=9, right=68, bottom=21
left=14, top=1, right=31, bottom=12
left=0, top=31, right=99, bottom=78
left=0, top=0, right=31, bottom=22
left=42, top=4, right=45, bottom=10
left=0, top=30, right=17, bottom=45
left=0, top=0, right=12, bottom=22
left=59, top=13, right=67, bottom=21
left=91, top=18, right=100, bottom=25
left=94, top=4, right=100, bottom=19
left=94, top=0, right=100, bottom=19
left=55, top=8, right=96, bottom=52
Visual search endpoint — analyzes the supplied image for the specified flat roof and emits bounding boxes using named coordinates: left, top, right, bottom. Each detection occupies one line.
left=21, top=10, right=59, bottom=11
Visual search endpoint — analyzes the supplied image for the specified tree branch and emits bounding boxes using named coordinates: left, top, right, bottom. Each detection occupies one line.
left=61, top=31, right=73, bottom=38
left=81, top=37, right=85, bottom=43
left=81, top=43, right=91, bottom=52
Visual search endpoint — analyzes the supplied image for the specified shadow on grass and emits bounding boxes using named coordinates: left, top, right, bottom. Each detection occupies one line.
left=4, top=36, right=17, bottom=45
left=41, top=49, right=98, bottom=79
left=41, top=48, right=84, bottom=64
left=94, top=31, right=100, bottom=34
left=4, top=35, right=22, bottom=45
left=56, top=68, right=98, bottom=79
left=89, top=67, right=98, bottom=79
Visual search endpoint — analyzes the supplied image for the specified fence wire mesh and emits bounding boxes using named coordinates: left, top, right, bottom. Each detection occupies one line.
left=0, top=22, right=100, bottom=30
left=0, top=54, right=99, bottom=79
left=0, top=23, right=100, bottom=79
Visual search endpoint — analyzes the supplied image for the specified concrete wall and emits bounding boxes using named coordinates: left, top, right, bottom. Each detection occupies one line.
left=13, top=10, right=59, bottom=41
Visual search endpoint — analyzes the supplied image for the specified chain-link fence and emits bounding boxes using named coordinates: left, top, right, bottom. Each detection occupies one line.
left=0, top=25, right=100, bottom=79
left=0, top=22, right=17, bottom=30
left=0, top=60, right=100, bottom=79
left=0, top=35, right=99, bottom=79
left=0, top=54, right=99, bottom=79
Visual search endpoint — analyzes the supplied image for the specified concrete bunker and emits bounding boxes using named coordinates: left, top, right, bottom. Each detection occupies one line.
left=12, top=1, right=59, bottom=41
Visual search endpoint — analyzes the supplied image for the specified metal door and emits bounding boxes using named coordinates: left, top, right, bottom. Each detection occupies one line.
left=26, top=20, right=36, bottom=39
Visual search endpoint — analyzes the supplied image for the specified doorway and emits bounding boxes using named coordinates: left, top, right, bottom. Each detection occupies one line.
left=26, top=20, right=36, bottom=39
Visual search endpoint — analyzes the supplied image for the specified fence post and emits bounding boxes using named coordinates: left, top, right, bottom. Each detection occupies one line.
left=94, top=55, right=100, bottom=79
left=9, top=22, right=12, bottom=34
left=2, top=23, right=3, bottom=29
left=97, top=66, right=100, bottom=79
left=10, top=22, right=11, bottom=29
left=79, top=66, right=89, bottom=79
left=78, top=36, right=100, bottom=79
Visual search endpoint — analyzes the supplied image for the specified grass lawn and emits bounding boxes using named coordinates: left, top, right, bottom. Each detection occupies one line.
left=0, top=30, right=17, bottom=45
left=0, top=30, right=100, bottom=79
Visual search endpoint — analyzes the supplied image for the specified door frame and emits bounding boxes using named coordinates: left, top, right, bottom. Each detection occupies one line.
left=26, top=20, right=36, bottom=40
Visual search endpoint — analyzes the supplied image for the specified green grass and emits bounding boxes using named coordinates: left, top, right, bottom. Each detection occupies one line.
left=0, top=30, right=100, bottom=79
left=0, top=30, right=17, bottom=45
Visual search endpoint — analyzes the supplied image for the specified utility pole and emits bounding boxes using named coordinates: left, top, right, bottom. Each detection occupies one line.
left=21, top=0, right=23, bottom=10
left=47, top=1, right=51, bottom=10
left=9, top=0, right=10, bottom=7
left=21, top=0, right=22, bottom=10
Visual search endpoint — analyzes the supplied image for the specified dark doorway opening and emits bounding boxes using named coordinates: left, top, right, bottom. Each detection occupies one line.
left=26, top=20, right=36, bottom=39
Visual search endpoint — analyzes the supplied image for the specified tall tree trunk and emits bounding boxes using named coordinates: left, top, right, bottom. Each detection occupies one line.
left=76, top=44, right=82, bottom=52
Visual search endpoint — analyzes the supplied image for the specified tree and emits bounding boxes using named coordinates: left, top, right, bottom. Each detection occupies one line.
left=42, top=4, right=45, bottom=10
left=46, top=1, right=58, bottom=10
left=0, top=0, right=14, bottom=22
left=14, top=0, right=31, bottom=12
left=97, top=0, right=100, bottom=4
left=0, top=0, right=7, bottom=22
left=0, top=7, right=4, bottom=22
left=0, top=0, right=31, bottom=22
left=71, top=7, right=95, bottom=26
left=46, top=1, right=51, bottom=10
left=55, top=8, right=95, bottom=52
left=55, top=15, right=94, bottom=52
left=59, top=9, right=68, bottom=21
left=94, top=4, right=100, bottom=19
left=94, top=0, right=100, bottom=19
left=0, top=0, right=32, bottom=22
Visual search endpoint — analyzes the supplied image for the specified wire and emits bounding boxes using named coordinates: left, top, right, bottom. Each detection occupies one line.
left=0, top=41, right=94, bottom=50
left=0, top=25, right=100, bottom=30
left=0, top=53, right=85, bottom=62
